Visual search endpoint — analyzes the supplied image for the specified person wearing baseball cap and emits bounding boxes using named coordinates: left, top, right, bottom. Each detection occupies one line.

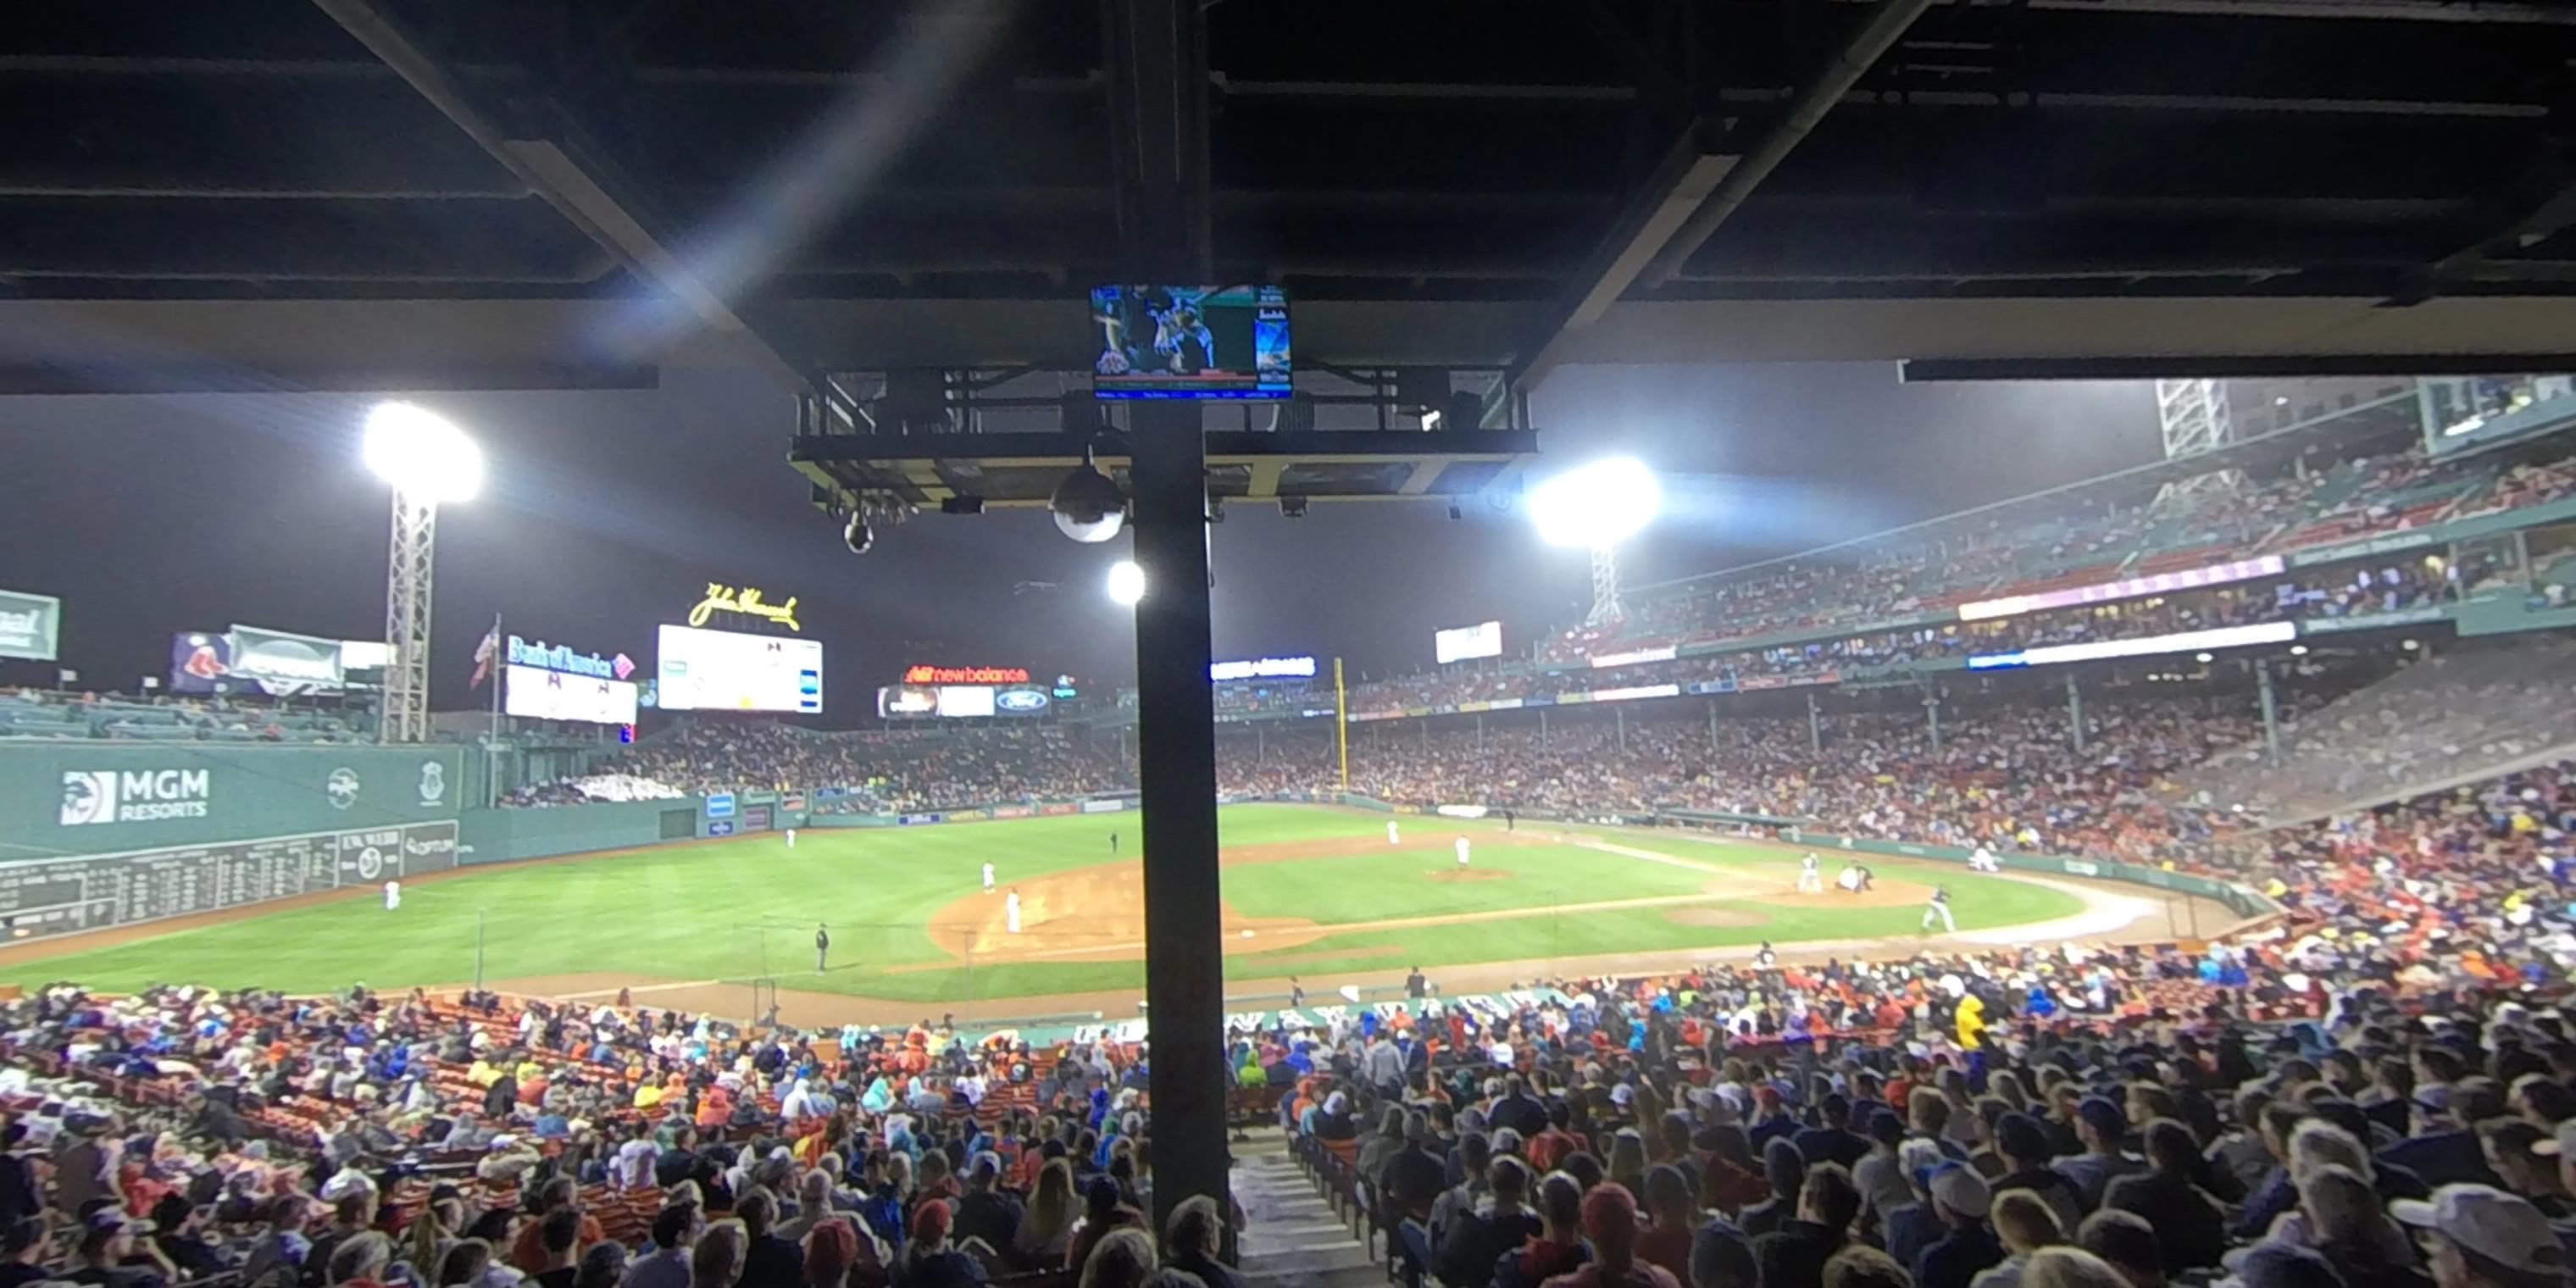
left=2057, top=1096, right=2146, bottom=1213
left=1992, top=1113, right=2085, bottom=1235
left=2394, top=1184, right=2570, bottom=1288
left=1915, top=1163, right=2003, bottom=1288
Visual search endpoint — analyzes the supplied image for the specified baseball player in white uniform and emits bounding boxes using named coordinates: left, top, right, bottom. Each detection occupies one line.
left=1388, top=820, right=1401, bottom=846
left=1455, top=836, right=1471, bottom=868
left=1796, top=852, right=1824, bottom=893
left=785, top=827, right=796, bottom=848
left=383, top=880, right=401, bottom=911
left=1836, top=861, right=1864, bottom=893
left=1005, top=889, right=1022, bottom=934
left=982, top=862, right=996, bottom=893
left=1968, top=845, right=2001, bottom=873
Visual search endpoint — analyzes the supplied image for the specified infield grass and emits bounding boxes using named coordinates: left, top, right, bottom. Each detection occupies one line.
left=0, top=806, right=2083, bottom=1003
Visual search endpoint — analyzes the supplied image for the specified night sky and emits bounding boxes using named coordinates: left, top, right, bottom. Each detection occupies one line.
left=0, top=364, right=2157, bottom=721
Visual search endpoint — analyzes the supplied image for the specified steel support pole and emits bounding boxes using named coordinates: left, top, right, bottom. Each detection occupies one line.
left=2257, top=659, right=2282, bottom=759
left=1539, top=708, right=1549, bottom=747
left=1475, top=714, right=1485, bottom=748
left=1924, top=693, right=1942, bottom=754
left=1128, top=402, right=1224, bottom=1230
left=1707, top=698, right=1719, bottom=748
left=1807, top=691, right=1822, bottom=753
left=1616, top=705, right=1628, bottom=754
left=1106, top=0, right=1222, bottom=1233
left=2066, top=675, right=2085, bottom=754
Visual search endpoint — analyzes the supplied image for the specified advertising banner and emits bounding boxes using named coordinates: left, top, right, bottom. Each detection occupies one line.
left=0, top=590, right=61, bottom=662
left=704, top=793, right=736, bottom=819
left=994, top=687, right=1052, bottom=715
left=1041, top=803, right=1080, bottom=817
left=167, top=633, right=234, bottom=695
left=503, top=663, right=640, bottom=724
left=1434, top=620, right=1502, bottom=664
left=1079, top=798, right=1127, bottom=814
left=227, top=625, right=347, bottom=695
left=658, top=624, right=823, bottom=713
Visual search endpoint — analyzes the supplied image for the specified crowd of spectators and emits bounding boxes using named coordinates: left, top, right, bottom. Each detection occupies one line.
left=595, top=726, right=1129, bottom=813
left=1345, top=558, right=2464, bottom=719
left=1285, top=935, right=2576, bottom=1288
left=500, top=776, right=688, bottom=808
left=1512, top=435, right=2544, bottom=675
left=0, top=985, right=1185, bottom=1288
left=0, top=690, right=369, bottom=744
left=2168, top=640, right=2576, bottom=824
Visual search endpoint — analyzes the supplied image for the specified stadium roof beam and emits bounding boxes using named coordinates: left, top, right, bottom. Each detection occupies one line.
left=1498, top=0, right=1935, bottom=408
left=304, top=0, right=808, bottom=391
left=1636, top=0, right=1941, bottom=291
left=1996, top=0, right=2576, bottom=23
left=2387, top=169, right=2576, bottom=307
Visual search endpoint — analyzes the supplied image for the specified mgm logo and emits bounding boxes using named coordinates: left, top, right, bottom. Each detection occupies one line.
left=59, top=769, right=213, bottom=825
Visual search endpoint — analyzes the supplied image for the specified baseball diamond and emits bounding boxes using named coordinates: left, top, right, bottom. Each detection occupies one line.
left=0, top=804, right=2208, bottom=1028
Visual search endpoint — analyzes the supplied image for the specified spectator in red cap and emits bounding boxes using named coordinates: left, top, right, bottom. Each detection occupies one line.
left=799, top=1219, right=857, bottom=1288
left=897, top=1202, right=983, bottom=1288
left=1541, top=1182, right=1679, bottom=1288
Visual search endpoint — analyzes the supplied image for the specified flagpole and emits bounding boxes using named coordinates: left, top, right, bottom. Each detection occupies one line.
left=486, top=613, right=502, bottom=808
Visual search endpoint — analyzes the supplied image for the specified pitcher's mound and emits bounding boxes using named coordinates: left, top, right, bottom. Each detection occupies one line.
left=1425, top=868, right=1510, bottom=884
left=1667, top=906, right=1772, bottom=929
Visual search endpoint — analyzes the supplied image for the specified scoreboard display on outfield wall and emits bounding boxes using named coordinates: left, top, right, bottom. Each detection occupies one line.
left=502, top=663, right=639, bottom=725
left=655, top=625, right=823, bottom=713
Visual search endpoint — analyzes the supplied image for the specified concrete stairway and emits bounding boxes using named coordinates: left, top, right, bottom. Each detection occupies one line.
left=1231, top=1127, right=1386, bottom=1288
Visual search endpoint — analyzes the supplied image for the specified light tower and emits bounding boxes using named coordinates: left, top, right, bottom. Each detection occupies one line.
left=1529, top=457, right=1662, bottom=627
left=362, top=402, right=483, bottom=744
left=2152, top=378, right=2241, bottom=511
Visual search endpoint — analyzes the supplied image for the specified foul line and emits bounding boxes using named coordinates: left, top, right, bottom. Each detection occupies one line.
left=1573, top=837, right=1796, bottom=887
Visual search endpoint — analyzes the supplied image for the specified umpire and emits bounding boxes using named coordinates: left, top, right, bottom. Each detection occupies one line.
left=815, top=922, right=830, bottom=973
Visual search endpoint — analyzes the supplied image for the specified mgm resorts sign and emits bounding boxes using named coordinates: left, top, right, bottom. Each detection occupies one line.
left=59, top=769, right=213, bottom=825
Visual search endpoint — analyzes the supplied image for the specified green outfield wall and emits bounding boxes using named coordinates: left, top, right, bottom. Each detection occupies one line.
left=0, top=742, right=464, bottom=861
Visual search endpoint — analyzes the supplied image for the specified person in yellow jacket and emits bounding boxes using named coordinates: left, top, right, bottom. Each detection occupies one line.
left=1955, top=991, right=1987, bottom=1050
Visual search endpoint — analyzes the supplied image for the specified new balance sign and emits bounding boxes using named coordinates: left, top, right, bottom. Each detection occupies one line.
left=59, top=769, right=213, bottom=825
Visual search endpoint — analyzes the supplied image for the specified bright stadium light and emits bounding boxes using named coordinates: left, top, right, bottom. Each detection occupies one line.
left=1528, top=457, right=1660, bottom=549
left=364, top=401, right=484, bottom=503
left=364, top=401, right=483, bottom=747
left=1107, top=559, right=1146, bottom=606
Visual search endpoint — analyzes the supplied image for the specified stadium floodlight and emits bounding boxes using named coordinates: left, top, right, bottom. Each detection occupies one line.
left=1528, top=457, right=1660, bottom=549
left=362, top=401, right=482, bottom=748
left=363, top=401, right=483, bottom=503
left=1107, top=559, right=1146, bottom=606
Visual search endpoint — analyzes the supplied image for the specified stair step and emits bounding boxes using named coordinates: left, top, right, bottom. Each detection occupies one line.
left=1243, top=1265, right=1390, bottom=1288
left=1242, top=1241, right=1375, bottom=1275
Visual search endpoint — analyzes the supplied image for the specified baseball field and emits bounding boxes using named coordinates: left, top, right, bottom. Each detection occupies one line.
left=0, top=805, right=2179, bottom=1025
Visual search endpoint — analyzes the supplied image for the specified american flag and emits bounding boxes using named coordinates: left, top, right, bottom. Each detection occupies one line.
left=468, top=620, right=501, bottom=688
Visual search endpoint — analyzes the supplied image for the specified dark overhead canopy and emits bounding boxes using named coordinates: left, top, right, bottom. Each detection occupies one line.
left=8, top=0, right=2576, bottom=391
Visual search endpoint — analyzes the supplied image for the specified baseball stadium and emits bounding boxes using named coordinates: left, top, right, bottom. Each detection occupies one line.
left=14, top=10, right=2576, bottom=1288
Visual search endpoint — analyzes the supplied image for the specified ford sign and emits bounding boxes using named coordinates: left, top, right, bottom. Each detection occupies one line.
left=995, top=688, right=1051, bottom=714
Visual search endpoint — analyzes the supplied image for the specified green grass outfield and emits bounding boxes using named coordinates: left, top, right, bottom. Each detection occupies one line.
left=0, top=806, right=2082, bottom=1003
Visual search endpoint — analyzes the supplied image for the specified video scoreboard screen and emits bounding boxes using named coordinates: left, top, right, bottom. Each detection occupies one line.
left=504, top=664, right=640, bottom=725
left=1091, top=286, right=1290, bottom=400
left=656, top=625, right=824, bottom=713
